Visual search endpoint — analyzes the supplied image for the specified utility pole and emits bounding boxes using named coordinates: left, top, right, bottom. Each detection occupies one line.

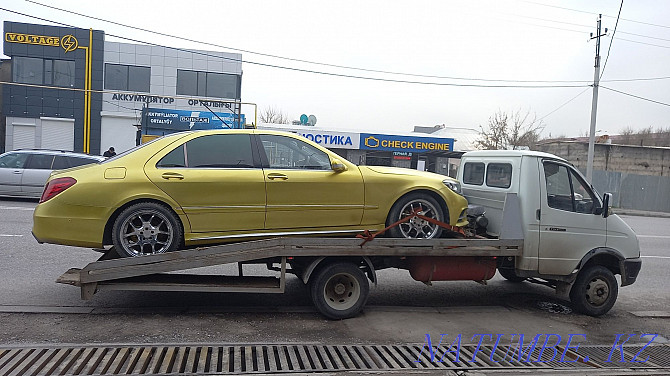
left=586, top=14, right=607, bottom=182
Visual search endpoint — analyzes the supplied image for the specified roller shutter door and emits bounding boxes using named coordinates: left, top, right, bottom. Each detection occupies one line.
left=13, top=125, right=36, bottom=150
left=41, top=119, right=74, bottom=150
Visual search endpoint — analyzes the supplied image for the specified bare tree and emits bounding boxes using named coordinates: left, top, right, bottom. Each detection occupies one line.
left=259, top=106, right=290, bottom=124
left=477, top=109, right=545, bottom=150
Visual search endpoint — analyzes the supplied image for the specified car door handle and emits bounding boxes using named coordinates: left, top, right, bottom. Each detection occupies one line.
left=161, top=172, right=184, bottom=180
left=12, top=170, right=22, bottom=174
left=267, top=173, right=288, bottom=180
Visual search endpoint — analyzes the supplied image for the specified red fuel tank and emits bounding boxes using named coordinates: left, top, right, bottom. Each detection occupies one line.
left=409, top=256, right=497, bottom=282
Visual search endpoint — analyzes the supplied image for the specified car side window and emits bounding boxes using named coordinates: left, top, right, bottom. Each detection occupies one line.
left=0, top=153, right=29, bottom=169
left=68, top=156, right=99, bottom=168
left=543, top=162, right=596, bottom=213
left=462, top=162, right=484, bottom=185
left=25, top=154, right=54, bottom=170
left=259, top=134, right=331, bottom=170
left=486, top=163, right=512, bottom=188
left=158, top=134, right=255, bottom=168
left=569, top=169, right=597, bottom=214
left=52, top=156, right=70, bottom=169
left=157, top=145, right=186, bottom=168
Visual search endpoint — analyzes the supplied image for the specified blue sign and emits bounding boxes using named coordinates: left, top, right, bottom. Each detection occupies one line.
left=360, top=133, right=454, bottom=153
left=143, top=108, right=245, bottom=132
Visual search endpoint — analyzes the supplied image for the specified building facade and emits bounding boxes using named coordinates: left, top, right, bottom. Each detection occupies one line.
left=2, top=21, right=243, bottom=155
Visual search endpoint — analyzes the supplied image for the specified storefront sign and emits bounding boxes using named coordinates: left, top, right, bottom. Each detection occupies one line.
left=143, top=108, right=245, bottom=131
left=4, top=32, right=79, bottom=53
left=297, top=131, right=360, bottom=149
left=360, top=134, right=454, bottom=153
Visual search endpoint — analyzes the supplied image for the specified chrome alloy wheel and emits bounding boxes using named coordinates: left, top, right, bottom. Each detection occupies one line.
left=397, top=199, right=441, bottom=239
left=119, top=209, right=174, bottom=256
left=584, top=277, right=610, bottom=306
left=323, top=272, right=361, bottom=311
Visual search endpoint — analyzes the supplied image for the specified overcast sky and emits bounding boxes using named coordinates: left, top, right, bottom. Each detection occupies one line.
left=2, top=0, right=669, bottom=138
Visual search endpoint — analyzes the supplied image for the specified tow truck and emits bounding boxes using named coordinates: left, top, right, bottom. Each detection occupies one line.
left=57, top=150, right=641, bottom=319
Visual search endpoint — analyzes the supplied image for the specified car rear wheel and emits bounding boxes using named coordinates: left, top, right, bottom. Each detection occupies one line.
left=112, top=202, right=182, bottom=257
left=386, top=193, right=446, bottom=239
left=310, top=262, right=369, bottom=320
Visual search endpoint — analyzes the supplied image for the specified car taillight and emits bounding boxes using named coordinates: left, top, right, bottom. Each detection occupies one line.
left=39, top=177, right=77, bottom=203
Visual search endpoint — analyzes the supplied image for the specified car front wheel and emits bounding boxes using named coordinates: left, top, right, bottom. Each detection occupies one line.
left=386, top=193, right=447, bottom=239
left=569, top=265, right=618, bottom=316
left=112, top=202, right=182, bottom=257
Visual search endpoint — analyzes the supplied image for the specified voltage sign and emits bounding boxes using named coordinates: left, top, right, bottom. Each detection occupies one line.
left=4, top=32, right=79, bottom=53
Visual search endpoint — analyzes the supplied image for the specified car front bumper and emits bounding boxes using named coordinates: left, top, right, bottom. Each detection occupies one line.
left=620, top=257, right=642, bottom=287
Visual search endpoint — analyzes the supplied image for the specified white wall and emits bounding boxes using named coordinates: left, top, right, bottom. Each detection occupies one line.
left=100, top=113, right=139, bottom=154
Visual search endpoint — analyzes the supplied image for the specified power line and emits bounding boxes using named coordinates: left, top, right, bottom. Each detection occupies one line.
left=15, top=0, right=590, bottom=83
left=600, top=1, right=624, bottom=80
left=538, top=88, right=591, bottom=121
left=0, top=6, right=589, bottom=88
left=615, top=37, right=670, bottom=50
left=20, top=1, right=670, bottom=83
left=601, top=86, right=670, bottom=107
left=523, top=1, right=670, bottom=30
left=2, top=5, right=669, bottom=87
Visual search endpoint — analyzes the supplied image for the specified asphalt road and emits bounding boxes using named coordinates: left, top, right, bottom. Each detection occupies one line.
left=0, top=198, right=668, bottom=349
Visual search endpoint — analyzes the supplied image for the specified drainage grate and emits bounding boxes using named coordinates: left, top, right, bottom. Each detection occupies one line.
left=0, top=344, right=667, bottom=375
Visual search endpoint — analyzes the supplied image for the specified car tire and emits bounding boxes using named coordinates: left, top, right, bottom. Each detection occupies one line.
left=569, top=265, right=618, bottom=316
left=386, top=193, right=447, bottom=239
left=112, top=202, right=182, bottom=257
left=498, top=267, right=526, bottom=282
left=310, top=262, right=369, bottom=320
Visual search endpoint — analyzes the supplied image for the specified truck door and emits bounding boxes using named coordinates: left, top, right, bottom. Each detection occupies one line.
left=538, top=160, right=606, bottom=275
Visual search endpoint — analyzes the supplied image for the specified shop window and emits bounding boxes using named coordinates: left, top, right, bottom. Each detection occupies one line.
left=177, top=69, right=240, bottom=99
left=486, top=163, right=512, bottom=188
left=13, top=57, right=74, bottom=87
left=13, top=57, right=44, bottom=85
left=105, top=64, right=150, bottom=92
left=462, top=162, right=485, bottom=185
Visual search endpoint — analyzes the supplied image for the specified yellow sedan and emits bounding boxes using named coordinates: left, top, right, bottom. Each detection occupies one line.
left=33, top=129, right=468, bottom=257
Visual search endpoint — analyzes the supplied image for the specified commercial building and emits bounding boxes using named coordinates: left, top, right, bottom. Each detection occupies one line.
left=2, top=21, right=243, bottom=155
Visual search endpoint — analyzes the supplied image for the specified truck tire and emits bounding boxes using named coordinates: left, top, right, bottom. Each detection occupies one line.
left=386, top=193, right=446, bottom=239
left=569, top=265, right=618, bottom=316
left=310, top=262, right=369, bottom=320
left=498, top=267, right=526, bottom=282
left=112, top=202, right=183, bottom=257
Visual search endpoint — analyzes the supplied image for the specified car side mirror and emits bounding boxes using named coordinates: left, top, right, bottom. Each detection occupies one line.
left=331, top=159, right=347, bottom=172
left=601, top=192, right=611, bottom=218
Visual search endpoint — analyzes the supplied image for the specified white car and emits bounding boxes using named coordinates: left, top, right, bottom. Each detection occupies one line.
left=0, top=150, right=105, bottom=199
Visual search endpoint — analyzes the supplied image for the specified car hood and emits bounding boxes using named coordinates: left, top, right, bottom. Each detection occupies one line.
left=361, top=166, right=453, bottom=180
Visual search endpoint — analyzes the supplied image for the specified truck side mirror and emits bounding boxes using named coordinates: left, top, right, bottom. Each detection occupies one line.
left=601, top=192, right=611, bottom=218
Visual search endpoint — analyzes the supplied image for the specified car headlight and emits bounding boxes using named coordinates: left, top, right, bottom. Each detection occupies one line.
left=442, top=179, right=462, bottom=195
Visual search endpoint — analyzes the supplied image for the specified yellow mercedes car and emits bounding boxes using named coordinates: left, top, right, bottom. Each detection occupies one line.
left=33, top=129, right=468, bottom=257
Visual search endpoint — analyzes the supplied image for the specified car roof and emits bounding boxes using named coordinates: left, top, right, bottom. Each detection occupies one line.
left=462, top=149, right=566, bottom=162
left=4, top=149, right=105, bottom=160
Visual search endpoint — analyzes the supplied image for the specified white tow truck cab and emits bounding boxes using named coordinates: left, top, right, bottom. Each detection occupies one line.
left=458, top=150, right=642, bottom=315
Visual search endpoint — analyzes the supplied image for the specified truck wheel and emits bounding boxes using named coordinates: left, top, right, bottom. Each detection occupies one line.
left=112, top=202, right=182, bottom=257
left=498, top=267, right=526, bottom=282
left=310, top=262, right=369, bottom=320
left=569, top=265, right=618, bottom=316
left=386, top=193, right=446, bottom=239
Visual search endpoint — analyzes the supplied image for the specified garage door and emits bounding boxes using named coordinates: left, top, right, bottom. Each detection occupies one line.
left=13, top=125, right=36, bottom=150
left=42, top=118, right=74, bottom=150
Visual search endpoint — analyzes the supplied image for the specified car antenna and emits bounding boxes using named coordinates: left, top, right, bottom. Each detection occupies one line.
left=199, top=100, right=232, bottom=129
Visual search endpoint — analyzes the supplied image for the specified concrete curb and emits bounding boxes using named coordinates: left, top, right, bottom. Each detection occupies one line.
left=612, top=208, right=670, bottom=218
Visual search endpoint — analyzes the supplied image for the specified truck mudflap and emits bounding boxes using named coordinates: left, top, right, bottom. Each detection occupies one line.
left=620, top=257, right=642, bottom=287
